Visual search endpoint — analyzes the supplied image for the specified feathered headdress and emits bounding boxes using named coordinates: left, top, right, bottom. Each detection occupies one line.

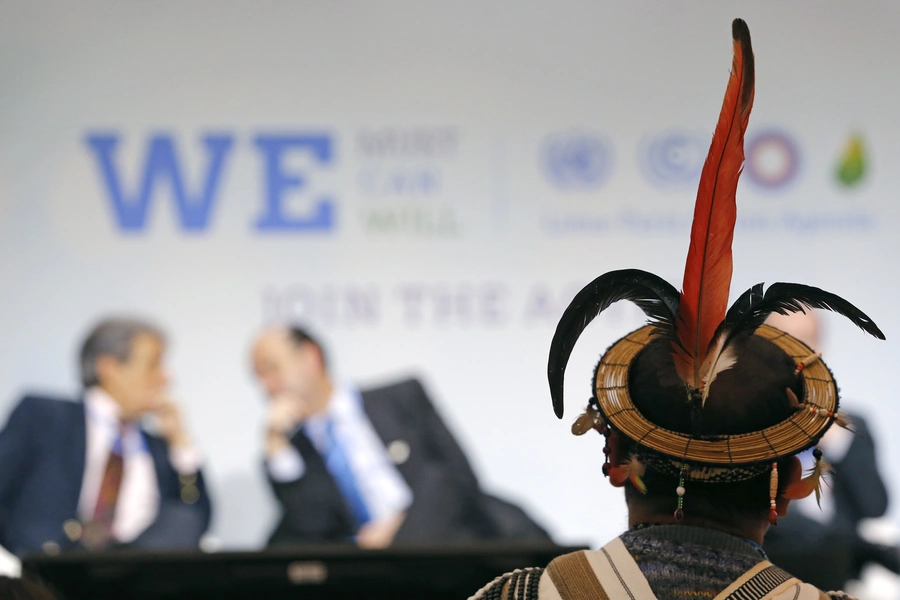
left=547, top=19, right=884, bottom=520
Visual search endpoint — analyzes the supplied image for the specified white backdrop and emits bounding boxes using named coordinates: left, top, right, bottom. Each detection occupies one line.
left=1, top=1, right=899, bottom=551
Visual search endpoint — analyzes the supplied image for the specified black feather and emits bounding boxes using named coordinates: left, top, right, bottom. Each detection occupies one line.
left=706, top=282, right=764, bottom=350
left=717, top=282, right=885, bottom=354
left=723, top=282, right=764, bottom=331
left=547, top=269, right=680, bottom=419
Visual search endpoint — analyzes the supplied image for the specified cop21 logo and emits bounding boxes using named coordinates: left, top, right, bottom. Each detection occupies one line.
left=84, top=133, right=336, bottom=233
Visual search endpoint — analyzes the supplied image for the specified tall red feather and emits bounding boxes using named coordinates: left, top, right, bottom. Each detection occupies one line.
left=673, top=19, right=755, bottom=388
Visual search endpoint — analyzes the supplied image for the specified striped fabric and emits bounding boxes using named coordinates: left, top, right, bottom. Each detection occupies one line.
left=544, top=549, right=796, bottom=600
left=720, top=565, right=793, bottom=600
left=594, top=538, right=661, bottom=600
left=470, top=527, right=850, bottom=600
left=546, top=551, right=607, bottom=600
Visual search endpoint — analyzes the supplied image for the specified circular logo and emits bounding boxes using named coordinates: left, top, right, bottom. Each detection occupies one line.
left=640, top=131, right=706, bottom=187
left=745, top=130, right=800, bottom=191
left=541, top=133, right=613, bottom=190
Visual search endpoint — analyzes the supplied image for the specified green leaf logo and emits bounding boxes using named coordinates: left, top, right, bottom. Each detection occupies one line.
left=836, top=134, right=867, bottom=188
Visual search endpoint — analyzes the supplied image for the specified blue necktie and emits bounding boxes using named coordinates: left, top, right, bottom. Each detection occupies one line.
left=323, top=420, right=371, bottom=528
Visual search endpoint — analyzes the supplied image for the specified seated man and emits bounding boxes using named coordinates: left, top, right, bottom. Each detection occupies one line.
left=0, top=318, right=211, bottom=556
left=473, top=19, right=883, bottom=599
left=252, top=325, right=547, bottom=548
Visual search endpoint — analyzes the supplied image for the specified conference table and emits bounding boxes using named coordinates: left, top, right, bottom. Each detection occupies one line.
left=24, top=542, right=585, bottom=599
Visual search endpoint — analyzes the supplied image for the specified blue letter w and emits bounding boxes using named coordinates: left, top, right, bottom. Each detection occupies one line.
left=85, top=133, right=234, bottom=232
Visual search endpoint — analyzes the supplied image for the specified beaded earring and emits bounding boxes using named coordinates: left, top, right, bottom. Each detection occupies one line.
left=674, top=464, right=687, bottom=522
left=768, top=462, right=779, bottom=525
left=601, top=440, right=611, bottom=477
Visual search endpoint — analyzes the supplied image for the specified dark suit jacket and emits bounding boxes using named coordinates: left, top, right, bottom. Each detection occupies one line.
left=824, top=415, right=888, bottom=527
left=0, top=394, right=212, bottom=556
left=267, top=378, right=504, bottom=545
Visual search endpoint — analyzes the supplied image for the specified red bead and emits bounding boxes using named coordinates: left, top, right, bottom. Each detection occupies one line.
left=674, top=508, right=684, bottom=522
left=768, top=509, right=778, bottom=525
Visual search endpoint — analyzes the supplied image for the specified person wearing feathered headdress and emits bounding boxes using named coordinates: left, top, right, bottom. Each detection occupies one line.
left=471, top=19, right=884, bottom=600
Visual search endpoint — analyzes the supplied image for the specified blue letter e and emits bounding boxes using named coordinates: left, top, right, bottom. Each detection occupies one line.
left=253, top=134, right=335, bottom=232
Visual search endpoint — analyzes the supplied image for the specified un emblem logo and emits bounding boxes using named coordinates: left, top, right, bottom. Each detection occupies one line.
left=639, top=131, right=706, bottom=188
left=541, top=133, right=613, bottom=190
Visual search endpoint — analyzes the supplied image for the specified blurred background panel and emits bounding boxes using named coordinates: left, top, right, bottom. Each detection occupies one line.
left=0, top=0, right=898, bottom=563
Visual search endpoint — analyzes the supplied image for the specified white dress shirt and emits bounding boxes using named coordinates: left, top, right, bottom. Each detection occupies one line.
left=78, top=387, right=202, bottom=543
left=267, top=385, right=413, bottom=523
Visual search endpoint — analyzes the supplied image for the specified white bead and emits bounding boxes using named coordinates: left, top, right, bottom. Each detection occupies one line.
left=817, top=408, right=829, bottom=417
left=676, top=486, right=685, bottom=496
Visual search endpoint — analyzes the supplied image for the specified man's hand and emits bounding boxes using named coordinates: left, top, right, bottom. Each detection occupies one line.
left=265, top=392, right=309, bottom=456
left=356, top=512, right=406, bottom=549
left=152, top=398, right=192, bottom=449
left=267, top=393, right=307, bottom=434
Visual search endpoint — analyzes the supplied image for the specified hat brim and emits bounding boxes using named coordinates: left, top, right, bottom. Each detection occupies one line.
left=594, top=324, right=837, bottom=478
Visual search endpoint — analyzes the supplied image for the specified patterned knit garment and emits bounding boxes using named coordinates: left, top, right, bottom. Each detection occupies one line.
left=621, top=525, right=765, bottom=600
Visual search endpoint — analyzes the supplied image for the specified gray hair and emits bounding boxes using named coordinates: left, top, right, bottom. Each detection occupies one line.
left=79, top=318, right=166, bottom=387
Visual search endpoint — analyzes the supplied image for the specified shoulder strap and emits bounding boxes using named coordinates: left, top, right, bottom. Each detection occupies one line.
left=545, top=539, right=657, bottom=600
left=712, top=560, right=827, bottom=600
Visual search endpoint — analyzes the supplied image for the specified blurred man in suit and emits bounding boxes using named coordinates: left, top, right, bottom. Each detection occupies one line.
left=764, top=311, right=896, bottom=589
left=0, top=318, right=211, bottom=556
left=252, top=325, right=548, bottom=548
